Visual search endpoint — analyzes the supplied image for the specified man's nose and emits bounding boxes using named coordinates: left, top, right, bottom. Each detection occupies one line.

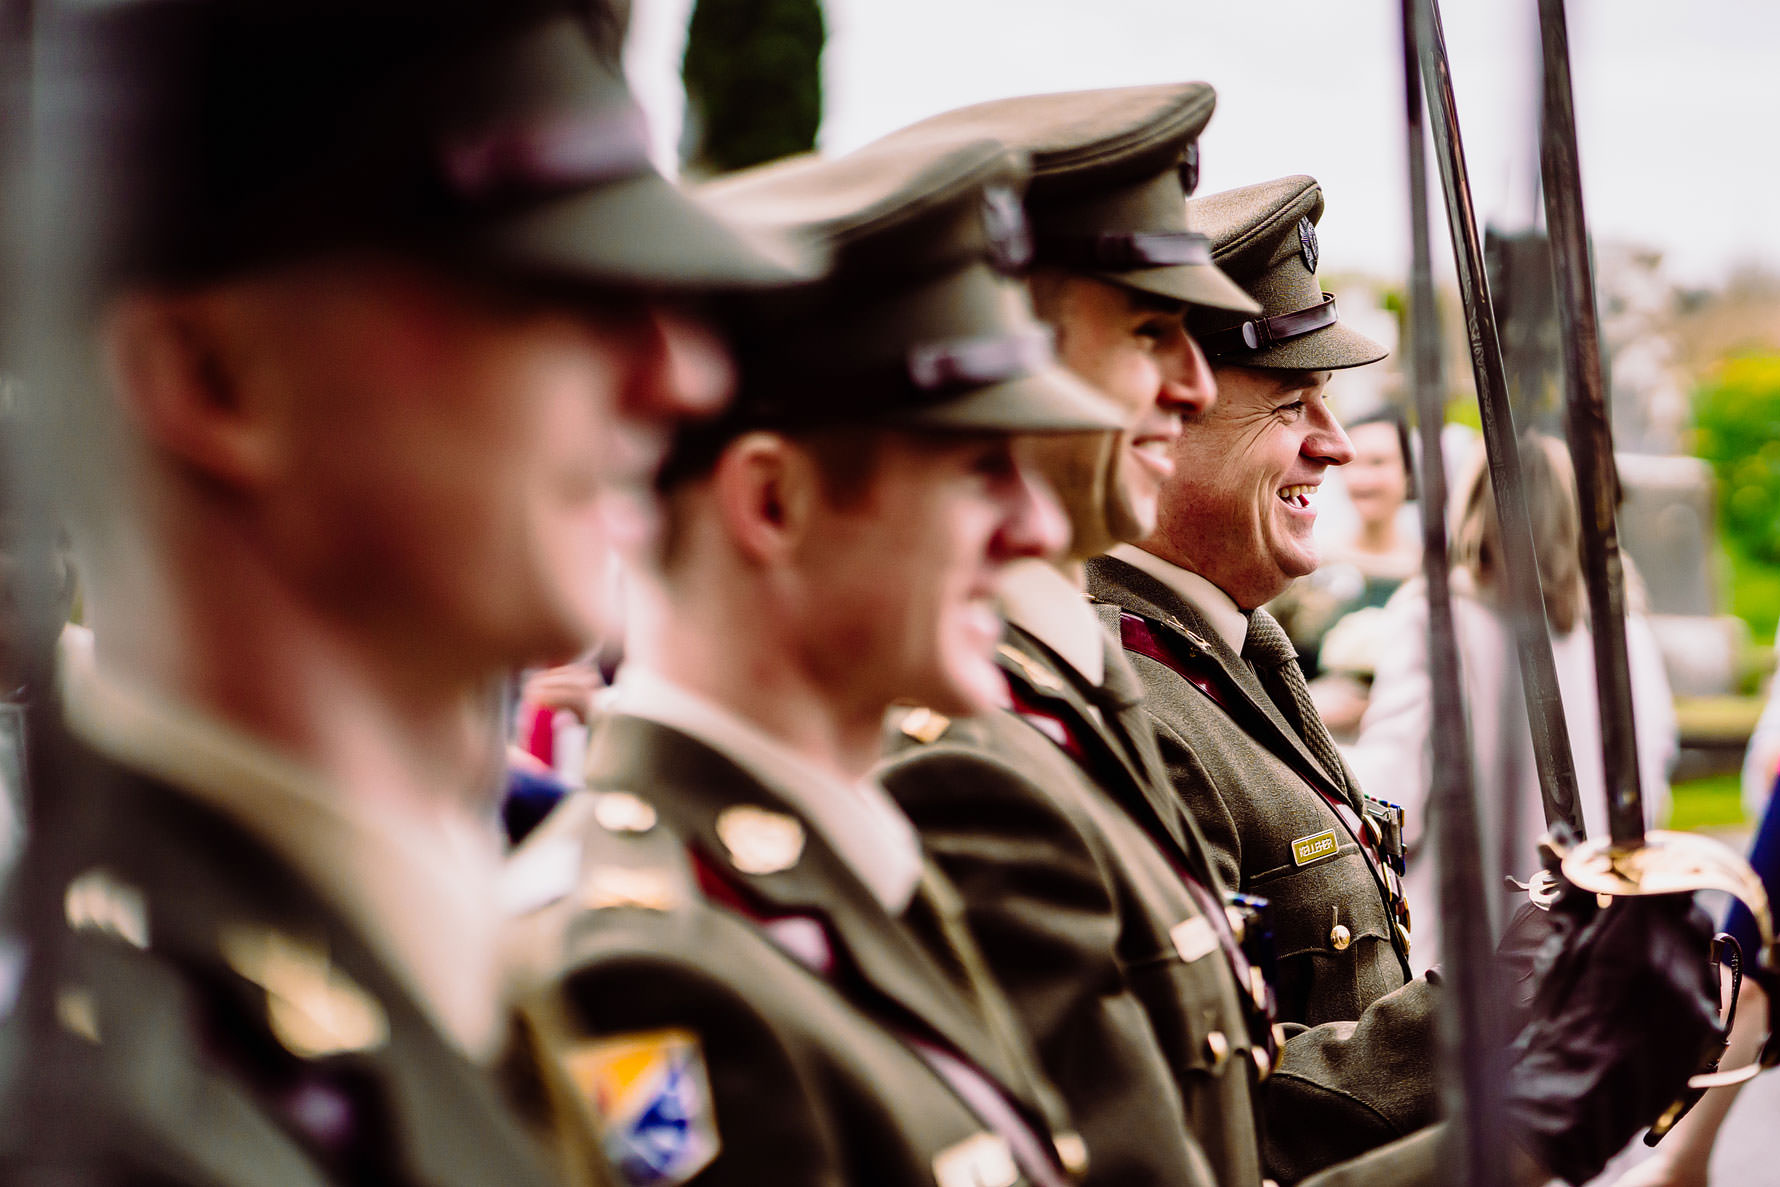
left=1159, top=331, right=1218, bottom=418
left=1307, top=404, right=1355, bottom=465
left=997, top=451, right=1071, bottom=562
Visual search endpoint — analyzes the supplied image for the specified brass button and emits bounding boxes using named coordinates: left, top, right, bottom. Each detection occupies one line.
left=1251, top=1045, right=1272, bottom=1081
left=1329, top=924, right=1352, bottom=951
left=1203, top=1030, right=1231, bottom=1072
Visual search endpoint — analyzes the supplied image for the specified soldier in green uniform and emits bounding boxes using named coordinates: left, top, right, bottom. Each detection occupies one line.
left=505, top=134, right=1125, bottom=1187
left=0, top=1, right=808, bottom=1183
left=1082, top=174, right=1722, bottom=1184
left=1089, top=174, right=1414, bottom=1015
left=869, top=97, right=1447, bottom=1187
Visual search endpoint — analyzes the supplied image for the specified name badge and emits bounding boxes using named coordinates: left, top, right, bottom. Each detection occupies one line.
left=1291, top=829, right=1339, bottom=867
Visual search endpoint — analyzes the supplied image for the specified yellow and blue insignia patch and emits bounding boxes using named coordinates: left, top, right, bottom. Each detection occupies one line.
left=565, top=1028, right=720, bottom=1187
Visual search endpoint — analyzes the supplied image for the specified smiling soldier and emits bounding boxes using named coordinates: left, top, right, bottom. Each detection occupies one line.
left=504, top=135, right=1126, bottom=1187
left=0, top=0, right=810, bottom=1182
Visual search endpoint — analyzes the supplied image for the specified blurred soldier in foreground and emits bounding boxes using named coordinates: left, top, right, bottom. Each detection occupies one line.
left=504, top=135, right=1121, bottom=1187
left=0, top=0, right=808, bottom=1182
left=1086, top=176, right=1721, bottom=1184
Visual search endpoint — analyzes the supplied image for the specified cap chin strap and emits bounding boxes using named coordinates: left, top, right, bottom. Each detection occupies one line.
left=1033, top=230, right=1214, bottom=270
left=1201, top=292, right=1339, bottom=359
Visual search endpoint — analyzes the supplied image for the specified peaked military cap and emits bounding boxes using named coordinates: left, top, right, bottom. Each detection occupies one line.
left=1186, top=175, right=1388, bottom=370
left=698, top=137, right=1122, bottom=434
left=865, top=84, right=1258, bottom=314
left=42, top=0, right=810, bottom=295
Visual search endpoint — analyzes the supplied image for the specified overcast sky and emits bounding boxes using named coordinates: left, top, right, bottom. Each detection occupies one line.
left=626, top=0, right=1780, bottom=289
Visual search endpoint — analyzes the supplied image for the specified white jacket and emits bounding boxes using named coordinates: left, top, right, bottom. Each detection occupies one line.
left=1342, top=576, right=1676, bottom=973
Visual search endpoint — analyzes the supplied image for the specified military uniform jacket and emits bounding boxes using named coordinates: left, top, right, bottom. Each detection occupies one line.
left=0, top=733, right=559, bottom=1187
left=1085, top=556, right=1446, bottom=1182
left=880, top=623, right=1266, bottom=1187
left=508, top=713, right=1082, bottom=1187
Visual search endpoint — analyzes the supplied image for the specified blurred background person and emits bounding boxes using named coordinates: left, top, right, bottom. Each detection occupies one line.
left=1278, top=406, right=1422, bottom=739
left=1345, top=434, right=1676, bottom=971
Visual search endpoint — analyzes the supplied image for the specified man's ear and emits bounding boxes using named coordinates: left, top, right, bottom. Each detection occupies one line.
left=100, top=290, right=286, bottom=490
left=709, top=431, right=821, bottom=565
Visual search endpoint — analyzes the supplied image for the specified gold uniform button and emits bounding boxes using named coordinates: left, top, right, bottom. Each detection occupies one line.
left=1329, top=924, right=1352, bottom=951
left=1251, top=1045, right=1273, bottom=1081
left=1203, top=1030, right=1231, bottom=1072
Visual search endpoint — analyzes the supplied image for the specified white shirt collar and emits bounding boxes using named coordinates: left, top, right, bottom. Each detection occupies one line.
left=997, top=557, right=1105, bottom=686
left=606, top=666, right=923, bottom=913
left=1105, top=544, right=1250, bottom=654
left=60, top=642, right=506, bottom=1061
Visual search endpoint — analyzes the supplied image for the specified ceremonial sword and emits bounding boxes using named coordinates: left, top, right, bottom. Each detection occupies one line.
left=1410, top=0, right=1587, bottom=844
left=1400, top=3, right=1509, bottom=1182
left=1531, top=0, right=1779, bottom=1112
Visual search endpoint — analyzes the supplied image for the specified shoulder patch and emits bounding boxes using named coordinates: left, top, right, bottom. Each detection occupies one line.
left=898, top=706, right=952, bottom=744
left=564, top=1028, right=720, bottom=1187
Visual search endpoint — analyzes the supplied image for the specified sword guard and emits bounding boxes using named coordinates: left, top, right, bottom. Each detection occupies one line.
left=1553, top=832, right=1780, bottom=1099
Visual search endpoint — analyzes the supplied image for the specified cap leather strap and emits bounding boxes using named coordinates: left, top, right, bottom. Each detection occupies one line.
left=1200, top=292, right=1339, bottom=359
left=1033, top=230, right=1214, bottom=270
left=739, top=327, right=1058, bottom=423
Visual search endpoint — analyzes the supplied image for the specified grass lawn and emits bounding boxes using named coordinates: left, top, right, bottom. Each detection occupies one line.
left=1668, top=771, right=1749, bottom=831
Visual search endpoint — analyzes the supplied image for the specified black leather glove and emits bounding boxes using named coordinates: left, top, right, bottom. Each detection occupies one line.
left=1503, top=891, right=1722, bottom=1185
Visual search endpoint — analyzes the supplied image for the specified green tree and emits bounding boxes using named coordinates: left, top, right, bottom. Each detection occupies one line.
left=1692, top=353, right=1780, bottom=564
left=681, top=0, right=824, bottom=177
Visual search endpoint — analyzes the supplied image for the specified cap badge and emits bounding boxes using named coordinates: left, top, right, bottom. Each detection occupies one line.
left=1298, top=216, right=1319, bottom=273
left=1179, top=143, right=1201, bottom=197
left=980, top=184, right=1033, bottom=275
left=715, top=805, right=805, bottom=875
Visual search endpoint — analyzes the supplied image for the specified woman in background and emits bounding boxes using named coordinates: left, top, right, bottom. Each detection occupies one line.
left=1344, top=434, right=1677, bottom=971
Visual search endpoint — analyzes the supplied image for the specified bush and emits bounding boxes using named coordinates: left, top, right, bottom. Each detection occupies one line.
left=1691, top=353, right=1780, bottom=565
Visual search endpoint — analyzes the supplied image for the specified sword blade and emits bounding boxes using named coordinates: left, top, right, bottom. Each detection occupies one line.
left=1415, top=0, right=1587, bottom=840
left=1403, top=4, right=1510, bottom=1183
left=1536, top=0, right=1648, bottom=850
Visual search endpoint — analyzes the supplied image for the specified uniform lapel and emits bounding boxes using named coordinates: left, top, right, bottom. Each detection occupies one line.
left=74, top=754, right=556, bottom=1187
left=1000, top=625, right=1197, bottom=864
left=1087, top=556, right=1351, bottom=806
left=582, top=713, right=1041, bottom=1113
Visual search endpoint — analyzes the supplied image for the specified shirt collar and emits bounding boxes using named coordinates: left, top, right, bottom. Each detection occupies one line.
left=996, top=557, right=1105, bottom=687
left=59, top=642, right=506, bottom=1061
left=1105, top=544, right=1250, bottom=654
left=606, top=666, right=923, bottom=913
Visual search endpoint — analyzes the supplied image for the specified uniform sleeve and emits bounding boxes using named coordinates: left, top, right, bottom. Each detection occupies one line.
left=1260, top=975, right=1441, bottom=1184
left=551, top=940, right=847, bottom=1187
left=880, top=745, right=1215, bottom=1187
left=1293, top=1125, right=1443, bottom=1187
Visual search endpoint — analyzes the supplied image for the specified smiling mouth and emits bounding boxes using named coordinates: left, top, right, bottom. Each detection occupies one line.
left=1278, top=483, right=1316, bottom=509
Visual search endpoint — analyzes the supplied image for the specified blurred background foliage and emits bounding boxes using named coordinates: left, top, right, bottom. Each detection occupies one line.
left=1693, top=353, right=1780, bottom=643
left=681, top=0, right=825, bottom=176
